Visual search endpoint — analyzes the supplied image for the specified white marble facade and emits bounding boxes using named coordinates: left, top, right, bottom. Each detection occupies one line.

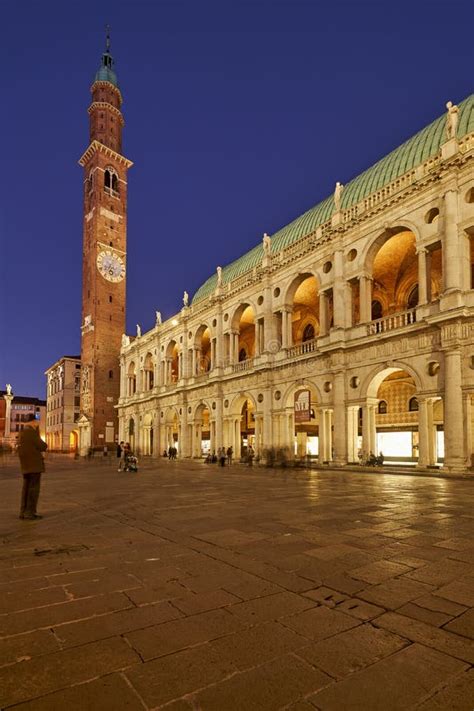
left=118, top=107, right=474, bottom=474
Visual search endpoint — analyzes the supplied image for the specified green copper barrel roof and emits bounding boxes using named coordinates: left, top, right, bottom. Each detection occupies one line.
left=192, top=94, right=474, bottom=304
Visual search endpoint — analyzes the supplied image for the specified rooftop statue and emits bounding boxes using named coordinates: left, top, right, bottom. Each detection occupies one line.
left=121, top=333, right=130, bottom=347
left=263, top=233, right=272, bottom=257
left=216, top=266, right=223, bottom=287
left=183, top=291, right=189, bottom=307
left=334, top=181, right=344, bottom=212
left=136, top=324, right=141, bottom=338
left=446, top=101, right=459, bottom=140
left=155, top=310, right=162, bottom=326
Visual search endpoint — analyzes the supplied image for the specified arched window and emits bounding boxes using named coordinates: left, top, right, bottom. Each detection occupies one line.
left=238, top=348, right=247, bottom=362
left=408, top=397, right=419, bottom=412
left=407, top=285, right=419, bottom=309
left=371, top=300, right=383, bottom=320
left=104, top=168, right=119, bottom=196
left=302, top=323, right=315, bottom=342
left=378, top=400, right=388, bottom=414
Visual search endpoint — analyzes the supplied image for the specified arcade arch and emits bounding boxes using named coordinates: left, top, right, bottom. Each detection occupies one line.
left=142, top=413, right=154, bottom=456
left=164, top=340, right=179, bottom=384
left=281, top=382, right=324, bottom=460
left=127, top=362, right=137, bottom=396
left=143, top=353, right=154, bottom=391
left=162, top=407, right=180, bottom=453
left=362, top=228, right=442, bottom=324
left=192, top=402, right=212, bottom=457
left=229, top=304, right=256, bottom=363
left=355, top=366, right=444, bottom=467
left=193, top=325, right=212, bottom=375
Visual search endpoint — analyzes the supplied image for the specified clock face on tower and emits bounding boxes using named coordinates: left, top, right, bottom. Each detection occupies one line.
left=96, top=249, right=125, bottom=283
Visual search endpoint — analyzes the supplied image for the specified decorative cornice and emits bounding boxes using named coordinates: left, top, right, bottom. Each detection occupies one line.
left=78, top=140, right=133, bottom=169
left=88, top=101, right=125, bottom=126
left=90, top=80, right=123, bottom=103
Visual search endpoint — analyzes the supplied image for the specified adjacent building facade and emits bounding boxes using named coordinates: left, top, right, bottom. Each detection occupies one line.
left=45, top=356, right=81, bottom=451
left=1, top=387, right=46, bottom=448
left=117, top=95, right=474, bottom=474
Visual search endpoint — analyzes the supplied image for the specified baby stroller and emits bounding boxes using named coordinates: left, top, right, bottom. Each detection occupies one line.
left=124, top=453, right=138, bottom=472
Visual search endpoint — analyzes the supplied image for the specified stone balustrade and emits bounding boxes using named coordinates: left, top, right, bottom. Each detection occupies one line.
left=367, top=308, right=417, bottom=335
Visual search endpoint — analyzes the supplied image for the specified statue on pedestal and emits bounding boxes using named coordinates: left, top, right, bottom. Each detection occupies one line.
left=136, top=324, right=141, bottom=338
left=183, top=291, right=189, bottom=307
left=263, top=233, right=272, bottom=257
left=334, top=182, right=344, bottom=212
left=155, top=310, right=162, bottom=326
left=445, top=101, right=459, bottom=140
left=5, top=383, right=12, bottom=396
left=216, top=266, right=223, bottom=288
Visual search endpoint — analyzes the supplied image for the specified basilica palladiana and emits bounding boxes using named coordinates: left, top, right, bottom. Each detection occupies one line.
left=118, top=95, right=474, bottom=474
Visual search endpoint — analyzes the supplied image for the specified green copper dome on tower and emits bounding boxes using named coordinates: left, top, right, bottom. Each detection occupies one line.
left=94, top=27, right=119, bottom=88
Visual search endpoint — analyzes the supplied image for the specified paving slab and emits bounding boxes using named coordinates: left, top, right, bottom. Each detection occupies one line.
left=1, top=456, right=474, bottom=709
left=193, top=653, right=332, bottom=710
left=7, top=673, right=146, bottom=711
left=295, top=623, right=408, bottom=679
left=310, top=643, right=468, bottom=710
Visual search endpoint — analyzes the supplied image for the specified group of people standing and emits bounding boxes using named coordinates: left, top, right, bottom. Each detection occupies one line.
left=117, top=441, right=138, bottom=471
left=205, top=446, right=237, bottom=466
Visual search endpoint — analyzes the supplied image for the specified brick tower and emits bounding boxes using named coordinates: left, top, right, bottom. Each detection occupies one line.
left=77, top=33, right=133, bottom=454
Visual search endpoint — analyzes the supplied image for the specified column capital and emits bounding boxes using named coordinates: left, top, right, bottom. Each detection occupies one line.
left=415, top=246, right=428, bottom=255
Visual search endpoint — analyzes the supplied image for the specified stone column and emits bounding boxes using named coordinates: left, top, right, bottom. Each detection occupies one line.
left=442, top=188, right=461, bottom=293
left=215, top=398, right=223, bottom=450
left=443, top=349, right=465, bottom=471
left=347, top=406, right=359, bottom=463
left=465, top=394, right=474, bottom=470
left=215, top=311, right=224, bottom=372
left=262, top=392, right=272, bottom=451
left=119, top=357, right=126, bottom=399
left=417, top=397, right=435, bottom=468
left=235, top=418, right=241, bottom=458
left=3, top=393, right=13, bottom=437
left=332, top=248, right=347, bottom=329
left=359, top=275, right=372, bottom=323
left=416, top=247, right=428, bottom=306
left=254, top=415, right=261, bottom=456
left=319, top=291, right=328, bottom=336
left=332, top=371, right=347, bottom=465
left=319, top=408, right=333, bottom=462
left=362, top=400, right=377, bottom=455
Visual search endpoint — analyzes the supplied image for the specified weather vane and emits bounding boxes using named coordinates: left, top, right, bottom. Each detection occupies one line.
left=106, top=24, right=111, bottom=51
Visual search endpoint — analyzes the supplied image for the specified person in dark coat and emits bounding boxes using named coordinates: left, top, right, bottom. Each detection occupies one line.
left=17, top=415, right=47, bottom=520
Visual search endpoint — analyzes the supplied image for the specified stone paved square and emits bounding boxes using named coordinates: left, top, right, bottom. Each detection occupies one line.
left=1, top=455, right=474, bottom=709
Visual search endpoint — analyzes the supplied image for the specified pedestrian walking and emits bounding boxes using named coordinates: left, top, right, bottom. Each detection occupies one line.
left=17, top=414, right=47, bottom=520
left=247, top=445, right=254, bottom=467
left=219, top=448, right=226, bottom=467
left=117, top=441, right=124, bottom=471
left=227, top=446, right=233, bottom=465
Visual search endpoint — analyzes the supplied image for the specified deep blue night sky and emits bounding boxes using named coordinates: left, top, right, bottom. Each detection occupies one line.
left=1, top=0, right=472, bottom=398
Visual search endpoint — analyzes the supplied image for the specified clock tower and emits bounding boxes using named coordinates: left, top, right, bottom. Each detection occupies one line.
left=78, top=34, right=133, bottom=453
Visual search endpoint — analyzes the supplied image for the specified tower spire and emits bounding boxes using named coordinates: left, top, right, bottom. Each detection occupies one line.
left=94, top=27, right=119, bottom=88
